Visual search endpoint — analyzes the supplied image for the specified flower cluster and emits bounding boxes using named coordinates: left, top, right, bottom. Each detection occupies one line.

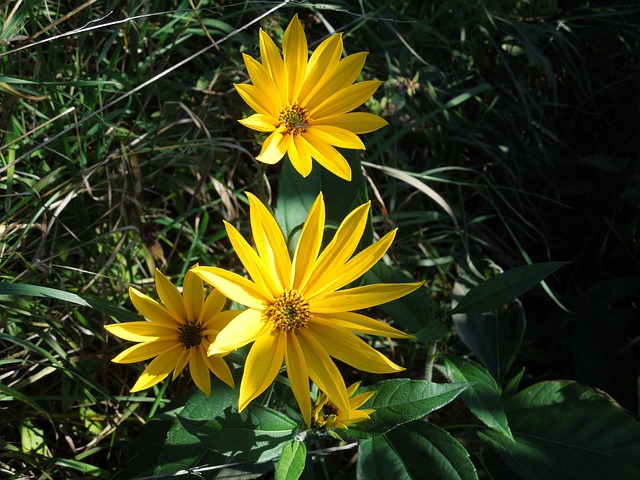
left=106, top=15, right=422, bottom=430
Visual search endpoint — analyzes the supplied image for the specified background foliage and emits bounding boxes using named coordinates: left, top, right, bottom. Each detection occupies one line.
left=2, top=0, right=639, bottom=478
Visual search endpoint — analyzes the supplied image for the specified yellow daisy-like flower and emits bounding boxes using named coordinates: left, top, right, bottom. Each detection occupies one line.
left=235, top=14, right=388, bottom=181
left=192, top=192, right=422, bottom=426
left=313, top=381, right=376, bottom=430
left=105, top=269, right=239, bottom=396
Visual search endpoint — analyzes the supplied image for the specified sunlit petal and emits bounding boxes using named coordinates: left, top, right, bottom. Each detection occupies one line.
left=286, top=134, right=312, bottom=178
left=308, top=125, right=365, bottom=150
left=199, top=287, right=226, bottom=324
left=130, top=345, right=183, bottom=392
left=203, top=309, right=241, bottom=333
left=317, top=112, right=388, bottom=134
left=205, top=352, right=235, bottom=388
left=112, top=340, right=177, bottom=364
left=129, top=287, right=177, bottom=327
left=235, top=83, right=275, bottom=117
left=285, top=334, right=311, bottom=427
left=171, top=348, right=190, bottom=380
left=297, top=330, right=350, bottom=414
left=155, top=269, right=187, bottom=322
left=303, top=135, right=351, bottom=181
left=292, top=193, right=325, bottom=289
left=311, top=282, right=423, bottom=313
left=183, top=269, right=204, bottom=322
left=308, top=323, right=405, bottom=373
left=305, top=52, right=367, bottom=111
left=256, top=130, right=287, bottom=165
left=239, top=333, right=286, bottom=411
left=189, top=347, right=211, bottom=396
left=243, top=53, right=282, bottom=110
left=259, top=28, right=286, bottom=101
left=283, top=14, right=308, bottom=103
left=208, top=309, right=270, bottom=355
left=309, top=80, right=383, bottom=120
left=247, top=192, right=292, bottom=291
left=193, top=265, right=270, bottom=309
left=314, top=312, right=410, bottom=339
left=238, top=114, right=278, bottom=132
left=299, top=33, right=342, bottom=102
left=104, top=322, right=176, bottom=342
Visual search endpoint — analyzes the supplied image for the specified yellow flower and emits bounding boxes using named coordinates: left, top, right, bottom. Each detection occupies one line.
left=105, top=269, right=239, bottom=396
left=235, top=14, right=388, bottom=181
left=192, top=193, right=422, bottom=426
left=313, top=381, right=376, bottom=430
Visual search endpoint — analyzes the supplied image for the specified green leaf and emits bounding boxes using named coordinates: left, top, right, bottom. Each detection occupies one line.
left=275, top=440, right=306, bottom=480
left=357, top=420, right=478, bottom=480
left=479, top=381, right=640, bottom=480
left=179, top=403, right=297, bottom=464
left=348, top=379, right=469, bottom=438
left=0, top=282, right=140, bottom=321
left=444, top=355, right=513, bottom=440
left=450, top=262, right=569, bottom=315
left=364, top=262, right=445, bottom=336
left=154, top=381, right=237, bottom=475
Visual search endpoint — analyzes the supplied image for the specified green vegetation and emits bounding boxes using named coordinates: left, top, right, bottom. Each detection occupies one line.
left=2, top=1, right=640, bottom=478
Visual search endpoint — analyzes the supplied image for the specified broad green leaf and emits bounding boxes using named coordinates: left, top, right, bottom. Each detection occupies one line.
left=479, top=381, right=640, bottom=480
left=180, top=403, right=297, bottom=464
left=0, top=282, right=140, bottom=322
left=154, top=379, right=238, bottom=475
left=348, top=379, right=469, bottom=438
left=275, top=440, right=306, bottom=480
left=444, top=355, right=513, bottom=440
left=450, top=262, right=569, bottom=315
left=451, top=266, right=526, bottom=380
left=364, top=262, right=444, bottom=336
left=357, top=420, right=478, bottom=480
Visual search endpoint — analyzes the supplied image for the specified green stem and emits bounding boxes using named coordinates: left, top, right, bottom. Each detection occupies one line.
left=424, top=340, right=438, bottom=382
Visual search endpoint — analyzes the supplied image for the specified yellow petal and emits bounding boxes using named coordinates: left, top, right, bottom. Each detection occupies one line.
left=297, top=329, right=350, bottom=415
left=285, top=334, right=311, bottom=427
left=199, top=287, right=226, bottom=324
left=303, top=201, right=370, bottom=297
left=192, top=265, right=270, bottom=310
left=129, top=287, right=177, bottom=327
left=314, top=312, right=410, bottom=339
left=308, top=323, right=405, bottom=373
left=350, top=390, right=376, bottom=410
left=313, top=230, right=396, bottom=295
left=154, top=269, right=187, bottom=322
left=130, top=345, right=183, bottom=392
left=309, top=80, right=382, bottom=120
left=247, top=192, right=292, bottom=291
left=239, top=332, right=286, bottom=411
left=238, top=114, right=278, bottom=132
left=304, top=52, right=367, bottom=111
left=205, top=353, right=235, bottom=388
left=299, top=33, right=342, bottom=102
left=283, top=14, right=308, bottom=103
left=112, top=339, right=178, bottom=364
left=303, top=134, right=351, bottom=181
left=259, top=28, right=286, bottom=100
left=256, top=130, right=288, bottom=165
left=203, top=309, right=241, bottom=333
left=183, top=269, right=203, bottom=323
left=224, top=220, right=282, bottom=298
left=308, top=125, right=365, bottom=150
left=235, top=83, right=275, bottom=117
left=317, top=112, right=388, bottom=134
left=105, top=321, right=176, bottom=342
left=171, top=348, right=190, bottom=380
left=311, top=282, right=423, bottom=313
left=208, top=309, right=269, bottom=355
left=189, top=347, right=211, bottom=396
left=243, top=53, right=282, bottom=110
left=292, top=193, right=325, bottom=289
left=286, top=135, right=312, bottom=177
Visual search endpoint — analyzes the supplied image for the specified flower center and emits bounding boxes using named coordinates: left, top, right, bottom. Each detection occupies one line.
left=177, top=321, right=204, bottom=349
left=265, top=289, right=310, bottom=333
left=279, top=104, right=309, bottom=135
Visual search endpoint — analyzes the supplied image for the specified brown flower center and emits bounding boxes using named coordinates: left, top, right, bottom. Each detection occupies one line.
left=279, top=104, right=309, bottom=135
left=265, top=289, right=310, bottom=333
left=177, top=321, right=204, bottom=349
